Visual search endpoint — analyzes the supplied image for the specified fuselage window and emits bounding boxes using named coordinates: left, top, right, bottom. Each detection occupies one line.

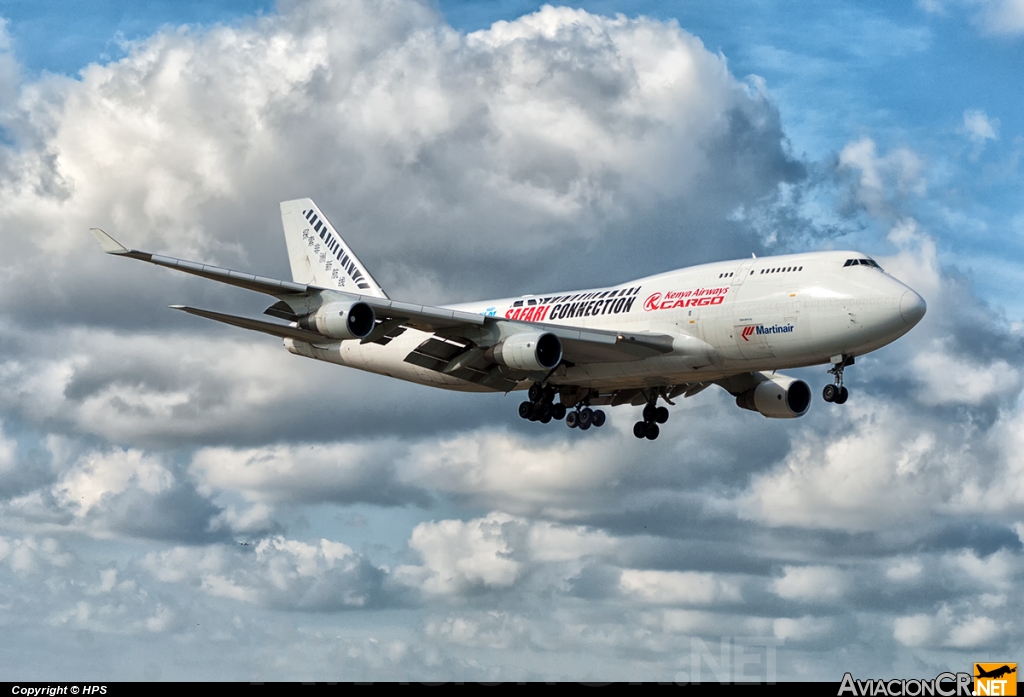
left=513, top=300, right=523, bottom=308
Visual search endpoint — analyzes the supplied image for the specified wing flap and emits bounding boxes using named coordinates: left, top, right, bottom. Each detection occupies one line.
left=537, top=324, right=676, bottom=363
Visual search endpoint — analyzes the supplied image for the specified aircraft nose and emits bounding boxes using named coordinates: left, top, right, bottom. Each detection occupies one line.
left=900, top=289, right=926, bottom=326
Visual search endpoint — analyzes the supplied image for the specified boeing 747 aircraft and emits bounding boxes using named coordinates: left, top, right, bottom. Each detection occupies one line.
left=93, top=198, right=926, bottom=440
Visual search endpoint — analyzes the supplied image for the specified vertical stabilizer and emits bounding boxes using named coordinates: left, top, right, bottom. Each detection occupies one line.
left=279, top=198, right=389, bottom=298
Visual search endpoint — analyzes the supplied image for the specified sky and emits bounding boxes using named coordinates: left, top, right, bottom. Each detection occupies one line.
left=0, top=0, right=1023, bottom=682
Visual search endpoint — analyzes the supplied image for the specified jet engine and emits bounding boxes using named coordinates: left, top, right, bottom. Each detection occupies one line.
left=298, top=301, right=376, bottom=340
left=735, top=373, right=811, bottom=418
left=487, top=332, right=562, bottom=372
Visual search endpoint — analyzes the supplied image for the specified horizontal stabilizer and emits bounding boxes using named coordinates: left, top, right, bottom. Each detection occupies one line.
left=169, top=306, right=328, bottom=344
left=90, top=228, right=310, bottom=297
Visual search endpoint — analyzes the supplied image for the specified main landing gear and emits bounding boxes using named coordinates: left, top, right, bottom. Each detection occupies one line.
left=823, top=355, right=853, bottom=405
left=633, top=395, right=669, bottom=441
left=518, top=383, right=606, bottom=432
left=566, top=405, right=606, bottom=431
left=518, top=383, right=566, bottom=424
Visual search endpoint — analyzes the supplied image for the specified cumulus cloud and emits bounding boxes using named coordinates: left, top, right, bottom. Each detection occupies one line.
left=191, top=441, right=428, bottom=506
left=772, top=565, right=848, bottom=603
left=143, top=535, right=386, bottom=610
left=0, top=0, right=801, bottom=334
left=838, top=137, right=926, bottom=216
left=619, top=569, right=742, bottom=605
left=894, top=601, right=1009, bottom=649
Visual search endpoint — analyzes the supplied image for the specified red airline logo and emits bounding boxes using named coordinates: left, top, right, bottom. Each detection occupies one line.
left=644, top=293, right=663, bottom=312
left=643, top=287, right=729, bottom=311
left=741, top=326, right=756, bottom=342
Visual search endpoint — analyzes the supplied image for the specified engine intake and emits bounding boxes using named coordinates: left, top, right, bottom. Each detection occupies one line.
left=298, top=301, right=376, bottom=340
left=736, top=374, right=811, bottom=418
left=488, top=332, right=562, bottom=372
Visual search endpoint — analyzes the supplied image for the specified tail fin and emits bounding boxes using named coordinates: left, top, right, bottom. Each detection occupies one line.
left=279, top=198, right=389, bottom=298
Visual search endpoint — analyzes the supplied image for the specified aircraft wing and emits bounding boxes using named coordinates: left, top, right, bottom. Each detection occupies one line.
left=93, top=229, right=678, bottom=387
left=92, top=228, right=487, bottom=333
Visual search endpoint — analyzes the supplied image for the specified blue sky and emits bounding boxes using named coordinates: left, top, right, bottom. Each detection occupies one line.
left=1, top=0, right=1023, bottom=682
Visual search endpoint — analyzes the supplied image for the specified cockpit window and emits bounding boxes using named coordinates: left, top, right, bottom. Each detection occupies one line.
left=844, top=258, right=882, bottom=269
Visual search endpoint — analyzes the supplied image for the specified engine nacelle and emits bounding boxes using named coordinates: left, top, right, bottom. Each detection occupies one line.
left=488, top=332, right=562, bottom=372
left=298, top=301, right=376, bottom=340
left=736, top=374, right=811, bottom=418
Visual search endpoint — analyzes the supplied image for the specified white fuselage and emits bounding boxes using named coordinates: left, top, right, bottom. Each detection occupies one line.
left=284, top=250, right=926, bottom=392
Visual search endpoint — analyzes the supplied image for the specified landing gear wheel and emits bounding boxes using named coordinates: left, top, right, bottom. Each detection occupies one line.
left=528, top=383, right=545, bottom=403
left=822, top=384, right=837, bottom=403
left=592, top=409, right=606, bottom=427
left=553, top=403, right=567, bottom=420
left=645, top=423, right=660, bottom=440
left=633, top=421, right=648, bottom=439
left=579, top=408, right=594, bottom=429
left=643, top=404, right=657, bottom=422
left=655, top=406, right=669, bottom=424
left=834, top=386, right=849, bottom=405
left=541, top=413, right=552, bottom=424
left=566, top=411, right=579, bottom=429
left=537, top=403, right=553, bottom=421
left=519, top=402, right=533, bottom=419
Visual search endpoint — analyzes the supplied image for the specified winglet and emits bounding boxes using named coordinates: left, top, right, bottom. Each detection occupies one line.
left=91, top=228, right=130, bottom=255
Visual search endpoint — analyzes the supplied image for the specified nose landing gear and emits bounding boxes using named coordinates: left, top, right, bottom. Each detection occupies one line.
left=823, top=355, right=853, bottom=405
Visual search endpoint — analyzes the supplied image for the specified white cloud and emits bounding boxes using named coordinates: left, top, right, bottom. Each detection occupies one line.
left=962, top=109, right=1000, bottom=143
left=142, top=535, right=380, bottom=610
left=974, top=0, right=1024, bottom=34
left=772, top=615, right=834, bottom=641
left=191, top=440, right=414, bottom=505
left=54, top=448, right=174, bottom=517
left=741, top=401, right=942, bottom=531
left=886, top=557, right=924, bottom=582
left=394, top=511, right=623, bottom=597
left=395, top=512, right=527, bottom=595
left=0, top=536, right=73, bottom=574
left=894, top=603, right=1008, bottom=648
left=0, top=19, right=18, bottom=117
left=911, top=345, right=1020, bottom=405
left=839, top=137, right=926, bottom=215
left=893, top=613, right=938, bottom=647
left=619, top=569, right=742, bottom=605
left=0, top=421, right=15, bottom=473
left=397, top=430, right=622, bottom=515
left=946, top=548, right=1016, bottom=591
left=772, top=566, right=847, bottom=602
